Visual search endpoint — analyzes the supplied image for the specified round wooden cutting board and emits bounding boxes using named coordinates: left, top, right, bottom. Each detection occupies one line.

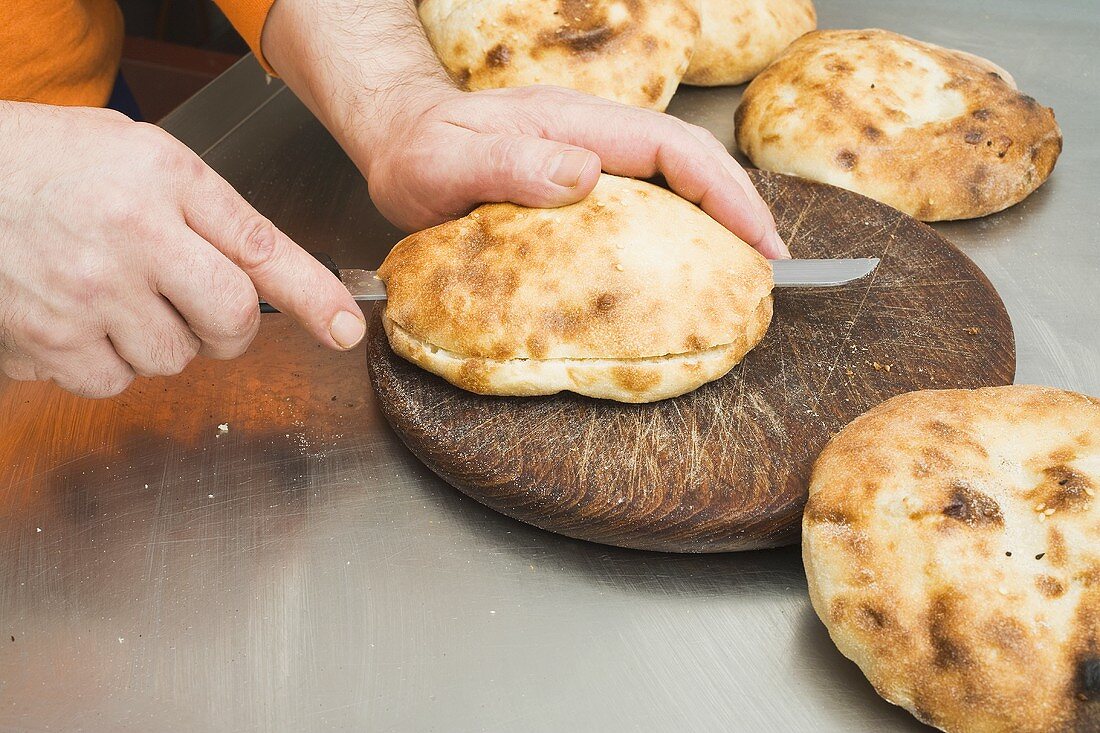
left=366, top=171, right=1015, bottom=552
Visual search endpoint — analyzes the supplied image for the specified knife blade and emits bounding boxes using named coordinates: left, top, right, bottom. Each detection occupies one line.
left=259, top=255, right=879, bottom=311
left=334, top=258, right=880, bottom=301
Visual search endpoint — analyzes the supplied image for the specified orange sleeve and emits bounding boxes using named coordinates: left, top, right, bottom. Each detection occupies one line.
left=214, top=0, right=279, bottom=74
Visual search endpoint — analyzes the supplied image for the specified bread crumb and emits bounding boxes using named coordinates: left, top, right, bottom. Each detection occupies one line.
left=965, top=327, right=981, bottom=335
left=217, top=423, right=229, bottom=434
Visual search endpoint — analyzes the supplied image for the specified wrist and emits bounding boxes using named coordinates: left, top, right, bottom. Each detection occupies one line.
left=261, top=0, right=458, bottom=173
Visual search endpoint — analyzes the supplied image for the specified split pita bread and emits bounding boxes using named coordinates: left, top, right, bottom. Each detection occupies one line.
left=683, top=0, right=816, bottom=87
left=736, top=29, right=1062, bottom=220
left=377, top=174, right=773, bottom=403
left=417, top=0, right=700, bottom=110
left=804, top=385, right=1100, bottom=733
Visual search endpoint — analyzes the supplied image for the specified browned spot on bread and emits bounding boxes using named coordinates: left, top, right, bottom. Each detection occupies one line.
left=1036, top=575, right=1066, bottom=598
left=856, top=602, right=891, bottom=630
left=862, top=125, right=883, bottom=141
left=455, top=67, right=472, bottom=88
left=525, top=334, right=548, bottom=359
left=929, top=591, right=972, bottom=669
left=457, top=358, right=492, bottom=394
left=545, top=24, right=615, bottom=53
left=485, top=43, right=511, bottom=68
left=1028, top=465, right=1095, bottom=513
left=990, top=134, right=1014, bottom=158
left=826, top=59, right=855, bottom=74
left=1077, top=566, right=1100, bottom=588
left=823, top=89, right=848, bottom=109
left=942, top=483, right=1003, bottom=527
left=964, top=130, right=984, bottom=144
left=610, top=365, right=660, bottom=395
left=594, top=292, right=617, bottom=313
left=836, top=149, right=858, bottom=170
left=981, top=615, right=1030, bottom=659
left=803, top=496, right=852, bottom=525
left=641, top=35, right=657, bottom=53
left=927, top=420, right=990, bottom=457
left=1048, top=527, right=1068, bottom=567
left=682, top=334, right=709, bottom=351
left=1076, top=656, right=1100, bottom=703
left=972, top=107, right=993, bottom=121
left=641, top=75, right=665, bottom=104
left=1050, top=447, right=1076, bottom=463
left=912, top=448, right=954, bottom=481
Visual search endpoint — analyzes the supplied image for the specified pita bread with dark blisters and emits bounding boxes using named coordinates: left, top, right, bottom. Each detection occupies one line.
left=803, top=385, right=1100, bottom=733
left=683, top=0, right=816, bottom=87
left=417, top=0, right=700, bottom=110
left=736, top=29, right=1062, bottom=220
left=377, top=174, right=774, bottom=403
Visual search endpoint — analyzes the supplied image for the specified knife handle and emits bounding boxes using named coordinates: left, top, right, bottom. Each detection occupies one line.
left=259, top=251, right=341, bottom=314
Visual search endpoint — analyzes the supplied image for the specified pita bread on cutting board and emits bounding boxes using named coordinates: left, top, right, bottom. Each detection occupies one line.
left=377, top=174, right=773, bottom=403
left=683, top=0, right=816, bottom=87
left=735, top=29, right=1062, bottom=220
left=803, top=385, right=1100, bottom=733
left=417, top=0, right=700, bottom=110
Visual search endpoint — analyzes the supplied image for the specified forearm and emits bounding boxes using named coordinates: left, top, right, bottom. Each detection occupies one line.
left=261, top=0, right=455, bottom=171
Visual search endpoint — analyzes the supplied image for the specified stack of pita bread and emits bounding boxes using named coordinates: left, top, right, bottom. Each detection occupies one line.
left=417, top=0, right=817, bottom=110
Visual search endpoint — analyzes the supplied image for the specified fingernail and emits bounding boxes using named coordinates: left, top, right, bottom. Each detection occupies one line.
left=770, top=231, right=793, bottom=259
left=550, top=150, right=593, bottom=188
left=329, top=310, right=366, bottom=349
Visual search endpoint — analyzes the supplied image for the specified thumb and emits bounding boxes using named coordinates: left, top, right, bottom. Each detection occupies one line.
left=460, top=132, right=601, bottom=208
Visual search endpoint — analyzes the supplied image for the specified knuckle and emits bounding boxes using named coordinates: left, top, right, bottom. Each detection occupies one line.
left=130, top=123, right=196, bottom=177
left=236, top=216, right=283, bottom=269
left=20, top=317, right=84, bottom=353
left=63, top=368, right=134, bottom=399
left=0, top=358, right=36, bottom=382
left=65, top=249, right=119, bottom=304
left=198, top=273, right=259, bottom=356
left=146, top=329, right=200, bottom=377
left=212, top=293, right=260, bottom=352
left=101, top=191, right=149, bottom=232
left=485, top=135, right=525, bottom=176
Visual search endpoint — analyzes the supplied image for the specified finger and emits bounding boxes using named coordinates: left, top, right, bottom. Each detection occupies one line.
left=106, top=293, right=202, bottom=377
left=519, top=92, right=787, bottom=256
left=151, top=231, right=261, bottom=361
left=443, top=130, right=601, bottom=209
left=678, top=124, right=791, bottom=259
left=44, top=339, right=136, bottom=399
left=179, top=164, right=365, bottom=351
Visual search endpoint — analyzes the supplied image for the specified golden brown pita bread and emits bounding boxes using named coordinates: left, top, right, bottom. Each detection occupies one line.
left=804, top=385, right=1100, bottom=733
left=417, top=0, right=700, bottom=110
left=377, top=174, right=773, bottom=402
left=736, top=29, right=1062, bottom=220
left=683, top=0, right=816, bottom=86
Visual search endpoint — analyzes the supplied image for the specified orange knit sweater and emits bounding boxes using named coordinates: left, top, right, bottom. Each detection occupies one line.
left=0, top=0, right=275, bottom=107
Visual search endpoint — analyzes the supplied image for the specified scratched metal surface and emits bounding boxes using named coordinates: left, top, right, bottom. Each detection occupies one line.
left=1, top=0, right=1097, bottom=730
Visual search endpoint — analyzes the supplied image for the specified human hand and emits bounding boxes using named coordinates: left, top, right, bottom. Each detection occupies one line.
left=361, top=85, right=789, bottom=258
left=0, top=102, right=365, bottom=398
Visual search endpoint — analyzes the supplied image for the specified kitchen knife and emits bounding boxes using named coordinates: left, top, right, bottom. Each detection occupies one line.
left=259, top=255, right=879, bottom=312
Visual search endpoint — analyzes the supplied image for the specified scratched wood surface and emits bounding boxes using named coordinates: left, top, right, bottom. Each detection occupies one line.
left=365, top=171, right=1016, bottom=552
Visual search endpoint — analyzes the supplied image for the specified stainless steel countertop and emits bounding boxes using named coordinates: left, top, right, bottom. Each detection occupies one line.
left=2, top=1, right=1097, bottom=730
